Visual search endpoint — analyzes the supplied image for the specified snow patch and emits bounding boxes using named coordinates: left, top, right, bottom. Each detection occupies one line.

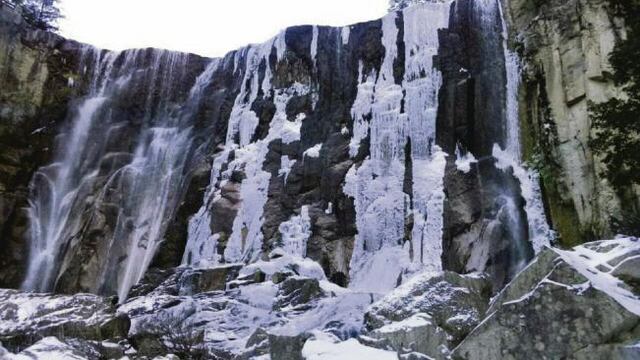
left=302, top=338, right=397, bottom=360
left=454, top=145, right=477, bottom=173
left=304, top=143, right=323, bottom=158
left=553, top=237, right=640, bottom=316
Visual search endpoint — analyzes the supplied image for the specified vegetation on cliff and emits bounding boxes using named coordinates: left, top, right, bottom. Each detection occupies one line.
left=4, top=0, right=61, bottom=31
left=590, top=0, right=640, bottom=189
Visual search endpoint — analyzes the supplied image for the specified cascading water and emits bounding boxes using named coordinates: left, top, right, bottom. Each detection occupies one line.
left=20, top=0, right=555, bottom=303
left=496, top=0, right=555, bottom=254
left=23, top=47, right=119, bottom=293
left=23, top=46, right=214, bottom=300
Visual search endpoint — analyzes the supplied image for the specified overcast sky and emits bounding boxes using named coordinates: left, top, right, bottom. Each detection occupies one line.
left=59, top=0, right=389, bottom=58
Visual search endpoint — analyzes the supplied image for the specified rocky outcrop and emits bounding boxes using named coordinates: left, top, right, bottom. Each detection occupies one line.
left=0, top=289, right=129, bottom=353
left=505, top=0, right=637, bottom=245
left=0, top=238, right=638, bottom=359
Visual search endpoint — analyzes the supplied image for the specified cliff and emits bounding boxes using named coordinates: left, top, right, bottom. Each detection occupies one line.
left=505, top=0, right=637, bottom=244
left=0, top=0, right=638, bottom=358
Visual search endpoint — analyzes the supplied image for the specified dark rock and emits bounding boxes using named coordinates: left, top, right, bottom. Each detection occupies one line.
left=273, top=277, right=325, bottom=311
left=178, top=264, right=243, bottom=295
left=268, top=333, right=311, bottom=360
left=0, top=289, right=129, bottom=352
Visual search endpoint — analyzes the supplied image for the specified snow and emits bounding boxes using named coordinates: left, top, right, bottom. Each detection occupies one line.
left=283, top=113, right=307, bottom=144
left=410, top=149, right=447, bottom=269
left=349, top=246, right=412, bottom=293
left=0, top=290, right=114, bottom=336
left=279, top=156, right=297, bottom=184
left=4, top=337, right=86, bottom=360
left=304, top=143, right=323, bottom=158
left=344, top=12, right=408, bottom=293
left=344, top=3, right=452, bottom=293
left=403, top=3, right=451, bottom=272
left=341, top=26, right=351, bottom=45
left=493, top=144, right=554, bottom=254
left=325, top=202, right=333, bottom=215
left=348, top=62, right=376, bottom=158
left=454, top=144, right=477, bottom=173
left=182, top=150, right=231, bottom=268
left=553, top=237, right=640, bottom=316
left=239, top=251, right=327, bottom=281
left=375, top=313, right=433, bottom=333
left=186, top=34, right=311, bottom=266
left=311, top=26, right=319, bottom=65
left=271, top=290, right=373, bottom=338
left=302, top=338, right=397, bottom=360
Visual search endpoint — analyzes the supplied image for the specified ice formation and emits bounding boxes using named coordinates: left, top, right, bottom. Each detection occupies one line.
left=345, top=2, right=452, bottom=292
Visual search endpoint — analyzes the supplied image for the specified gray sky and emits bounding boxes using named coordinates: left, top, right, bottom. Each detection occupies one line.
left=59, top=0, right=389, bottom=57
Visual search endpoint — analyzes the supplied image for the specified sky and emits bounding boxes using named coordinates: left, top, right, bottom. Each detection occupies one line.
left=59, top=0, right=389, bottom=58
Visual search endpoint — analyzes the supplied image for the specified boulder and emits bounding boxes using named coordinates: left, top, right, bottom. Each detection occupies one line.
left=2, top=337, right=88, bottom=360
left=273, top=277, right=325, bottom=311
left=453, top=238, right=640, bottom=360
left=361, top=313, right=449, bottom=359
left=363, top=271, right=491, bottom=358
left=178, top=264, right=243, bottom=295
left=269, top=333, right=310, bottom=360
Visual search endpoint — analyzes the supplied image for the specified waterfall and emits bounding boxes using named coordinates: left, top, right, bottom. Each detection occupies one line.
left=495, top=0, right=555, bottom=254
left=23, top=47, right=120, bottom=293
left=23, top=46, right=213, bottom=300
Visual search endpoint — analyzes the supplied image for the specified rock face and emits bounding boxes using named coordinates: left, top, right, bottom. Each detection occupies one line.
left=437, top=0, right=537, bottom=290
left=505, top=0, right=638, bottom=245
left=0, top=0, right=615, bottom=299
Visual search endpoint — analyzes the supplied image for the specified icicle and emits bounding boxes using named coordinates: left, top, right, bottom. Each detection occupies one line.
left=279, top=156, right=297, bottom=184
left=402, top=3, right=451, bottom=271
left=311, top=26, right=319, bottom=66
left=223, top=83, right=311, bottom=263
left=341, top=26, right=351, bottom=45
left=345, top=12, right=411, bottom=293
left=278, top=206, right=311, bottom=258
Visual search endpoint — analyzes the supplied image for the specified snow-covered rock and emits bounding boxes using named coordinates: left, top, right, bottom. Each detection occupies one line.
left=0, top=289, right=129, bottom=352
left=363, top=271, right=491, bottom=358
left=361, top=313, right=449, bottom=359
left=453, top=237, right=640, bottom=360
